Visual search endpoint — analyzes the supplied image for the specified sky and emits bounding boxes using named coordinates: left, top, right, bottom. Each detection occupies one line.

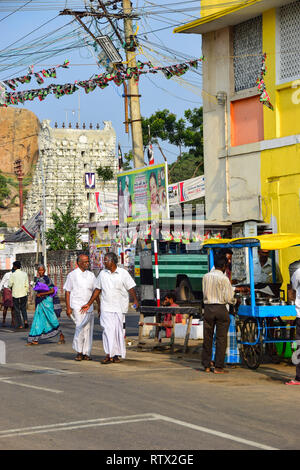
left=0, top=0, right=204, bottom=166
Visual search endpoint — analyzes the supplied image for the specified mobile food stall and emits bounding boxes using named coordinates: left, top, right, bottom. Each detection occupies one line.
left=203, top=233, right=300, bottom=370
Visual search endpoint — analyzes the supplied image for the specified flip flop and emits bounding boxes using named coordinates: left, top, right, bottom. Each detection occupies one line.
left=75, top=353, right=83, bottom=361
left=285, top=380, right=300, bottom=385
left=26, top=342, right=39, bottom=346
left=113, top=356, right=121, bottom=363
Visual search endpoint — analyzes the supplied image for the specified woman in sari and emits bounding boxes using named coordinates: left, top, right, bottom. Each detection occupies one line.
left=27, top=265, right=65, bottom=346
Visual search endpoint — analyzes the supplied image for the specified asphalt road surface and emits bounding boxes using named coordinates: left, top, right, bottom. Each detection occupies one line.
left=0, top=310, right=299, bottom=451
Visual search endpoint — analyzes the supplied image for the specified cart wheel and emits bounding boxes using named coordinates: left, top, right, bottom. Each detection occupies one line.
left=240, top=318, right=263, bottom=370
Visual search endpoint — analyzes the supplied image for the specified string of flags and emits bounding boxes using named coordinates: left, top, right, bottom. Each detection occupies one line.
left=110, top=227, right=222, bottom=245
left=0, top=57, right=203, bottom=107
left=1, top=59, right=70, bottom=91
left=257, top=53, right=274, bottom=111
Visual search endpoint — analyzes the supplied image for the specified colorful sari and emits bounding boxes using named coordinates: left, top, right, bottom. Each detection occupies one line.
left=28, top=276, right=62, bottom=343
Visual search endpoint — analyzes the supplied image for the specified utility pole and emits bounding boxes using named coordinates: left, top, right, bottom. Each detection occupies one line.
left=122, top=0, right=144, bottom=168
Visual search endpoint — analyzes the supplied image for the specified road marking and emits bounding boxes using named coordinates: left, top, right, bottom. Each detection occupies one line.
left=0, top=414, right=157, bottom=438
left=153, top=414, right=278, bottom=451
left=0, top=363, right=76, bottom=375
left=0, top=413, right=279, bottom=449
left=0, top=378, right=63, bottom=394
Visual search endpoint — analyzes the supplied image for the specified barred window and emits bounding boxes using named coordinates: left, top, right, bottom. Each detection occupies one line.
left=278, top=1, right=300, bottom=83
left=233, top=16, right=262, bottom=92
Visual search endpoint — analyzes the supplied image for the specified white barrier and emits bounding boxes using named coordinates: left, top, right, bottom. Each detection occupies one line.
left=0, top=340, right=6, bottom=364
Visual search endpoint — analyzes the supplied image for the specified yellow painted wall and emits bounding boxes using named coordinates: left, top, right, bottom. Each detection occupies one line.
left=200, top=0, right=243, bottom=18
left=261, top=9, right=300, bottom=287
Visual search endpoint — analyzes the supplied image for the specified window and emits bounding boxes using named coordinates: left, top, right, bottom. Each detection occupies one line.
left=231, top=96, right=264, bottom=146
left=233, top=16, right=262, bottom=92
left=278, top=1, right=300, bottom=83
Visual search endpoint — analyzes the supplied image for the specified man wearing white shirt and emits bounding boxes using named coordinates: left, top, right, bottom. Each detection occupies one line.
left=286, top=265, right=300, bottom=385
left=64, top=254, right=99, bottom=361
left=82, top=252, right=139, bottom=364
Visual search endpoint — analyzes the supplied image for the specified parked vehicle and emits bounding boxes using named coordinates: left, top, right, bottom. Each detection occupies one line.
left=134, top=240, right=208, bottom=301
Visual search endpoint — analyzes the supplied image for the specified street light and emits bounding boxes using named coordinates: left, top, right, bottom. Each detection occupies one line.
left=14, top=159, right=24, bottom=226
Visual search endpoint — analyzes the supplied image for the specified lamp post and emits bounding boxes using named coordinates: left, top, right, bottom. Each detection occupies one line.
left=13, top=159, right=24, bottom=226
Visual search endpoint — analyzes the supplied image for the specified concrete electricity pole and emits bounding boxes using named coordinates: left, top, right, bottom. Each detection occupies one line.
left=122, top=0, right=144, bottom=168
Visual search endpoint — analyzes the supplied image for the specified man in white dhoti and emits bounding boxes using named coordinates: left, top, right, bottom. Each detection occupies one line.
left=81, top=252, right=139, bottom=364
left=64, top=254, right=99, bottom=361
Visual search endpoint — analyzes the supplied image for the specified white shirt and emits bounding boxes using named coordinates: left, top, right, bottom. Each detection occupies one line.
left=63, top=268, right=97, bottom=313
left=0, top=272, right=12, bottom=290
left=95, top=266, right=136, bottom=314
left=291, top=268, right=300, bottom=318
left=203, top=269, right=235, bottom=305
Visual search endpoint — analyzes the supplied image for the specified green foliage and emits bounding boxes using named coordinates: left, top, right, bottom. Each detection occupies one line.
left=96, top=165, right=114, bottom=182
left=45, top=202, right=82, bottom=251
left=121, top=107, right=204, bottom=184
left=0, top=171, right=10, bottom=207
left=122, top=151, right=134, bottom=171
left=142, top=107, right=203, bottom=183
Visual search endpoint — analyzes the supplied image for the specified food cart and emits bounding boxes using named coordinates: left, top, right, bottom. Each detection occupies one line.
left=203, top=233, right=300, bottom=369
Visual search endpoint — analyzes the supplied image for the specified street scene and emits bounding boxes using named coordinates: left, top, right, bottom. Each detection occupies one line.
left=0, top=0, right=300, bottom=455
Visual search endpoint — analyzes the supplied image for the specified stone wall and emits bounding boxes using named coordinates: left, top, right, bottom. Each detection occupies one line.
left=0, top=107, right=40, bottom=227
left=23, top=120, right=118, bottom=229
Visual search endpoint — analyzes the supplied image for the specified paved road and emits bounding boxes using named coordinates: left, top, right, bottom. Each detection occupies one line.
left=0, top=311, right=299, bottom=451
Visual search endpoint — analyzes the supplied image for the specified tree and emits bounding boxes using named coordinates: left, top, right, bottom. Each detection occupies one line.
left=46, top=202, right=82, bottom=251
left=0, top=171, right=10, bottom=208
left=121, top=107, right=204, bottom=183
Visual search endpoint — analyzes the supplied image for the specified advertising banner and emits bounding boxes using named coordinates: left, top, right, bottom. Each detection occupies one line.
left=95, top=191, right=118, bottom=214
left=117, top=163, right=169, bottom=224
left=168, top=175, right=205, bottom=205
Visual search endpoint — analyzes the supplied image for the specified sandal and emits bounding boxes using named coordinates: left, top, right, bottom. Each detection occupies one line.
left=75, top=353, right=83, bottom=361
left=26, top=341, right=38, bottom=346
left=58, top=336, right=65, bottom=344
left=82, top=355, right=92, bottom=361
left=101, top=356, right=113, bottom=364
left=214, top=368, right=229, bottom=374
left=113, top=356, right=121, bottom=363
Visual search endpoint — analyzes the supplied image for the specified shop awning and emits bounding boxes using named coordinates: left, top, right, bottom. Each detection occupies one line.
left=203, top=233, right=300, bottom=250
left=174, top=0, right=293, bottom=35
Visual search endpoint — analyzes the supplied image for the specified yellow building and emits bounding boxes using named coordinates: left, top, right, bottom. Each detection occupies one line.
left=175, top=0, right=300, bottom=288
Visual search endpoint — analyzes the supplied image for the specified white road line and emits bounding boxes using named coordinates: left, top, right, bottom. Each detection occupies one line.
left=0, top=379, right=63, bottom=394
left=0, top=413, right=279, bottom=450
left=0, top=414, right=157, bottom=438
left=154, top=414, right=278, bottom=451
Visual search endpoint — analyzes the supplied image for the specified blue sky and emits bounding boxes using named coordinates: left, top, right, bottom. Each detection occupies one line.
left=0, top=1, right=203, bottom=166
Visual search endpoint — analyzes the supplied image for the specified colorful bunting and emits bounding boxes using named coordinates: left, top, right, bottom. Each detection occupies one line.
left=257, top=53, right=274, bottom=111
left=0, top=57, right=204, bottom=107
left=1, top=59, right=70, bottom=92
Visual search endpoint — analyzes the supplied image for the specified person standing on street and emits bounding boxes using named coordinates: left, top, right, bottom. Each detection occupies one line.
left=81, top=252, right=139, bottom=364
left=64, top=254, right=99, bottom=361
left=0, top=268, right=15, bottom=327
left=286, top=263, right=300, bottom=385
left=8, top=261, right=29, bottom=330
left=202, top=254, right=236, bottom=374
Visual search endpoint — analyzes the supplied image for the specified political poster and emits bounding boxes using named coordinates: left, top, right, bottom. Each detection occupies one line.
left=117, top=163, right=169, bottom=224
left=168, top=175, right=205, bottom=205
